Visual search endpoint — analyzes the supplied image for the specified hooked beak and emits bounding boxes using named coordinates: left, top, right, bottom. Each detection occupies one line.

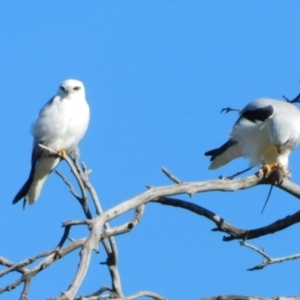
left=277, top=139, right=289, bottom=154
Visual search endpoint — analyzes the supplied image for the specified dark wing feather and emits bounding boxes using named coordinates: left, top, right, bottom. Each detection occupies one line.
left=12, top=165, right=36, bottom=204
left=13, top=143, right=41, bottom=204
left=13, top=97, right=56, bottom=205
left=237, top=105, right=274, bottom=124
left=31, top=141, right=43, bottom=166
left=204, top=140, right=236, bottom=161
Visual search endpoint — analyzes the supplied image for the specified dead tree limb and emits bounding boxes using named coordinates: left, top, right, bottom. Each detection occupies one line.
left=3, top=148, right=300, bottom=299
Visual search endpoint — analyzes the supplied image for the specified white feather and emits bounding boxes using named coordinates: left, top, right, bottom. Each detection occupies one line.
left=207, top=98, right=300, bottom=171
left=13, top=79, right=90, bottom=205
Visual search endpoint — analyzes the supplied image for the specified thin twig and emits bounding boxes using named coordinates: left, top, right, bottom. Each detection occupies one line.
left=74, top=286, right=113, bottom=300
left=80, top=162, right=124, bottom=297
left=63, top=156, right=91, bottom=219
left=20, top=276, right=31, bottom=300
left=55, top=170, right=81, bottom=201
left=81, top=162, right=102, bottom=216
left=241, top=241, right=300, bottom=271
left=102, top=205, right=145, bottom=239
left=0, top=238, right=86, bottom=296
left=39, top=144, right=92, bottom=219
left=162, top=166, right=182, bottom=184
left=0, top=248, right=58, bottom=278
left=116, top=291, right=167, bottom=300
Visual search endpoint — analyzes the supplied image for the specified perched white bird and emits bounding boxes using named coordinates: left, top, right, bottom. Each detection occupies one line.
left=205, top=98, right=300, bottom=175
left=13, top=79, right=90, bottom=206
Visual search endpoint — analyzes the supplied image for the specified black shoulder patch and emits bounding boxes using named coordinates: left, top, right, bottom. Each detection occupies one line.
left=239, top=105, right=274, bottom=123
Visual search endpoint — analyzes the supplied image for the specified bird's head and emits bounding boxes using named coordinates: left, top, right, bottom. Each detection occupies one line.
left=58, top=79, right=85, bottom=98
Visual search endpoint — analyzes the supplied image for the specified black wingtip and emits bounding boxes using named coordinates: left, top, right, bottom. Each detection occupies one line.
left=205, top=140, right=236, bottom=162
left=12, top=178, right=31, bottom=205
left=12, top=190, right=26, bottom=205
left=204, top=149, right=216, bottom=156
left=23, top=199, right=27, bottom=210
left=12, top=164, right=36, bottom=205
left=204, top=148, right=220, bottom=161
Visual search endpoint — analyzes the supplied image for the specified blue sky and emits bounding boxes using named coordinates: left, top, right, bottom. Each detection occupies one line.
left=1, top=1, right=300, bottom=299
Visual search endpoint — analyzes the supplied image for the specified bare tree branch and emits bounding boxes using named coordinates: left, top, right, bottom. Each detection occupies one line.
left=38, top=144, right=92, bottom=219
left=202, top=297, right=279, bottom=300
left=155, top=197, right=300, bottom=241
left=162, top=166, right=182, bottom=184
left=74, top=286, right=113, bottom=299
left=154, top=196, right=244, bottom=238
left=241, top=241, right=300, bottom=271
left=116, top=291, right=167, bottom=300
left=57, top=174, right=264, bottom=298
left=55, top=170, right=82, bottom=202
left=0, top=247, right=58, bottom=278
left=5, top=147, right=300, bottom=299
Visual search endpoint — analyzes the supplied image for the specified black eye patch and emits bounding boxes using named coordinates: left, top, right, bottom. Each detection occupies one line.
left=60, top=86, right=66, bottom=92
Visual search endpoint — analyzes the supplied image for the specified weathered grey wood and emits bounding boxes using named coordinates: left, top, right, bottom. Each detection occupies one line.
left=2, top=147, right=300, bottom=299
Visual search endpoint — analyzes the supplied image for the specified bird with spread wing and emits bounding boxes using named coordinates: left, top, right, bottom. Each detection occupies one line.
left=13, top=79, right=90, bottom=207
left=205, top=98, right=300, bottom=178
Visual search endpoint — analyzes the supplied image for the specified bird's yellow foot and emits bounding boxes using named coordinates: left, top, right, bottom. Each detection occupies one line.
left=58, top=149, right=67, bottom=159
left=260, top=163, right=281, bottom=178
left=259, top=163, right=290, bottom=185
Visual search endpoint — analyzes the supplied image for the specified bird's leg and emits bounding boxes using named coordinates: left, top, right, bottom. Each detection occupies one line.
left=260, top=162, right=280, bottom=178
left=283, top=92, right=300, bottom=104
left=224, top=167, right=253, bottom=180
left=259, top=163, right=290, bottom=185
left=260, top=164, right=290, bottom=213
left=220, top=107, right=242, bottom=114
left=58, top=149, right=67, bottom=159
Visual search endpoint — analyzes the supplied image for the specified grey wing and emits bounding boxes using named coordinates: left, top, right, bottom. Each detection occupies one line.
left=31, top=96, right=58, bottom=142
left=13, top=97, right=59, bottom=206
left=31, top=140, right=43, bottom=166
left=12, top=143, right=41, bottom=204
left=205, top=102, right=274, bottom=169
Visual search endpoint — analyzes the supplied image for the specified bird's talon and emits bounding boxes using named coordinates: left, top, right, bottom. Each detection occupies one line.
left=260, top=163, right=290, bottom=185
left=58, top=149, right=67, bottom=159
left=285, top=170, right=291, bottom=179
left=260, top=163, right=281, bottom=178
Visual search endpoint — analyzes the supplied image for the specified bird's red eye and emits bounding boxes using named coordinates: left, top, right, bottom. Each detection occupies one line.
left=73, top=86, right=81, bottom=91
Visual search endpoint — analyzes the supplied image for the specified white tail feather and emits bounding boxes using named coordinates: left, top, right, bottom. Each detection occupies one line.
left=26, top=157, right=60, bottom=204
left=209, top=143, right=242, bottom=169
